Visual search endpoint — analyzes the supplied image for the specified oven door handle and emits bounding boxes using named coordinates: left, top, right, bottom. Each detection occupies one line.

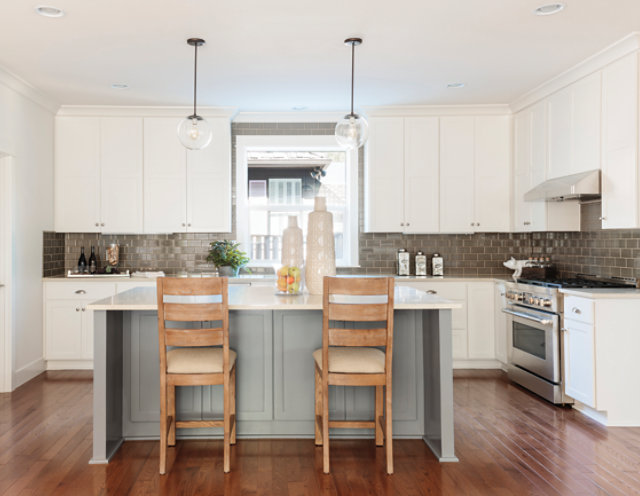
left=502, top=308, right=554, bottom=326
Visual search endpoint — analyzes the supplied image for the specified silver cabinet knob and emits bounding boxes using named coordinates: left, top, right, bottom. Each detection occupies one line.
left=523, top=221, right=531, bottom=226
left=571, top=307, right=581, bottom=314
left=188, top=223, right=192, bottom=227
left=101, top=223, right=105, bottom=227
left=400, top=222, right=405, bottom=227
left=406, top=222, right=410, bottom=226
left=561, top=328, right=568, bottom=333
left=95, top=222, right=99, bottom=227
left=182, top=223, right=186, bottom=227
left=599, top=216, right=606, bottom=221
left=75, top=307, right=80, bottom=312
left=425, top=290, right=437, bottom=295
left=81, top=307, right=86, bottom=312
left=476, top=222, right=480, bottom=227
left=74, top=289, right=86, bottom=295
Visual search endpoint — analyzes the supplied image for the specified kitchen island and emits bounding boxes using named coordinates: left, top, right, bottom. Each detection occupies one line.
left=87, top=284, right=461, bottom=464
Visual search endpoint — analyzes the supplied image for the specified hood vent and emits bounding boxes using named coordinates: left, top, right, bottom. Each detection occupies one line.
left=524, top=169, right=601, bottom=202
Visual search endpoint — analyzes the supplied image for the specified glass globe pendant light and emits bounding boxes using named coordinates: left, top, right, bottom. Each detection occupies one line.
left=335, top=38, right=368, bottom=150
left=177, top=38, right=212, bottom=150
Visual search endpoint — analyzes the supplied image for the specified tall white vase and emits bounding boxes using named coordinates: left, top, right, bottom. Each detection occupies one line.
left=281, top=216, right=303, bottom=267
left=305, top=196, right=336, bottom=294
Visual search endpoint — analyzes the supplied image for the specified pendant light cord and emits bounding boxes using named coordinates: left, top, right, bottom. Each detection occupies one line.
left=350, top=41, right=355, bottom=116
left=193, top=43, right=198, bottom=118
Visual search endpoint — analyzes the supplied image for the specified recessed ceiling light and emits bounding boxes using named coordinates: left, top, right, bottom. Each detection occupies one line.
left=111, top=83, right=129, bottom=90
left=447, top=82, right=465, bottom=89
left=35, top=5, right=65, bottom=18
left=291, top=106, right=308, bottom=111
left=534, top=3, right=565, bottom=16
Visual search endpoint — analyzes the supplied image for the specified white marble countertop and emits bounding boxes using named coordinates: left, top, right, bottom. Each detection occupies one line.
left=87, top=284, right=461, bottom=311
left=559, top=288, right=640, bottom=299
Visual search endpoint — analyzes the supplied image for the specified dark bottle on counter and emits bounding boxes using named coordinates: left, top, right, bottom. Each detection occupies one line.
left=88, top=246, right=97, bottom=274
left=77, top=246, right=87, bottom=273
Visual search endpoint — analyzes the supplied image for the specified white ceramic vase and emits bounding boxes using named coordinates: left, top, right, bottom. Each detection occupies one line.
left=281, top=215, right=303, bottom=267
left=305, top=196, right=336, bottom=294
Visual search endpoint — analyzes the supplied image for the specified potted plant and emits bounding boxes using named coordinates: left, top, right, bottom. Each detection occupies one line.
left=207, top=240, right=250, bottom=277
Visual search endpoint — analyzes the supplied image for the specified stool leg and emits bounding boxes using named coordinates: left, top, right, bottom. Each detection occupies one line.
left=385, top=383, right=393, bottom=475
left=322, top=374, right=330, bottom=474
left=231, top=365, right=237, bottom=445
left=314, top=366, right=322, bottom=446
left=224, top=370, right=231, bottom=473
left=375, top=385, right=383, bottom=446
left=168, top=385, right=176, bottom=447
left=159, top=378, right=167, bottom=475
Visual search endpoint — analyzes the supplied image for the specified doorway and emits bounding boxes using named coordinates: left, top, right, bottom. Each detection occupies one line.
left=0, top=153, right=12, bottom=392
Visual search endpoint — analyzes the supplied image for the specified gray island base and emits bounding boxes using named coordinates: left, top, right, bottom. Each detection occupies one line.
left=87, top=285, right=460, bottom=464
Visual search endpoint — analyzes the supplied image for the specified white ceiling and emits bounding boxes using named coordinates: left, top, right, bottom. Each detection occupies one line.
left=1, top=0, right=639, bottom=111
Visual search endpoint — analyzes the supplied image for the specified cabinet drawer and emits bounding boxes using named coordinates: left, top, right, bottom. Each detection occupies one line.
left=400, top=282, right=467, bottom=329
left=564, top=296, right=594, bottom=324
left=45, top=282, right=115, bottom=301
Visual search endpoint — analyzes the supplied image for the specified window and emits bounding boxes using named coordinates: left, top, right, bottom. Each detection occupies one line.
left=236, top=135, right=358, bottom=267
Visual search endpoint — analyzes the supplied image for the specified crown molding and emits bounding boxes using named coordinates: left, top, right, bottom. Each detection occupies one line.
left=232, top=111, right=344, bottom=123
left=0, top=65, right=59, bottom=114
left=56, top=105, right=237, bottom=118
left=361, top=104, right=512, bottom=117
left=511, top=32, right=640, bottom=113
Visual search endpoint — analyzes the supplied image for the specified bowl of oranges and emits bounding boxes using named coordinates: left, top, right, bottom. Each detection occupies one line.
left=275, top=264, right=303, bottom=295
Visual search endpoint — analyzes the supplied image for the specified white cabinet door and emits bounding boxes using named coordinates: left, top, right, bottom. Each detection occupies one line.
left=440, top=117, right=474, bottom=233
left=100, top=118, right=144, bottom=233
left=601, top=52, right=639, bottom=229
left=404, top=117, right=439, bottom=233
left=81, top=303, right=94, bottom=359
left=494, top=283, right=508, bottom=364
left=563, top=318, right=596, bottom=407
left=474, top=116, right=511, bottom=232
left=513, top=109, right=534, bottom=232
left=572, top=72, right=601, bottom=175
left=467, top=282, right=495, bottom=359
left=55, top=117, right=101, bottom=232
left=529, top=102, right=551, bottom=231
left=364, top=117, right=405, bottom=232
left=143, top=118, right=187, bottom=233
left=186, top=118, right=232, bottom=232
left=547, top=86, right=573, bottom=179
left=45, top=299, right=83, bottom=359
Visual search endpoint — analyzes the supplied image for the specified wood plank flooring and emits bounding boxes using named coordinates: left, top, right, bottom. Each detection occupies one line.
left=1, top=369, right=639, bottom=495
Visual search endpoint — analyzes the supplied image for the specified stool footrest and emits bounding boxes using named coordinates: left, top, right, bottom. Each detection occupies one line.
left=328, top=420, right=376, bottom=429
left=176, top=420, right=224, bottom=429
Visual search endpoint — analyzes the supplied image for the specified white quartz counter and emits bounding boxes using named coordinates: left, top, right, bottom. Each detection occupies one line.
left=87, top=284, right=461, bottom=311
left=559, top=288, right=640, bottom=299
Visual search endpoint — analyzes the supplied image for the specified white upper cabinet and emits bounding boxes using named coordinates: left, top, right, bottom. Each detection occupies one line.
left=55, top=117, right=144, bottom=233
left=474, top=116, right=511, bottom=232
left=440, top=117, right=475, bottom=233
left=55, top=117, right=101, bottom=232
left=143, top=118, right=188, bottom=233
left=186, top=118, right=232, bottom=233
left=365, top=116, right=439, bottom=233
left=440, top=116, right=511, bottom=233
left=100, top=118, right=143, bottom=233
left=547, top=72, right=601, bottom=179
left=513, top=102, right=580, bottom=232
left=404, top=117, right=440, bottom=233
left=601, top=52, right=640, bottom=229
left=144, top=117, right=232, bottom=233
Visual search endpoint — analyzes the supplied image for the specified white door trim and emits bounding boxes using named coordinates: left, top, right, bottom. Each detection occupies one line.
left=0, top=153, right=13, bottom=392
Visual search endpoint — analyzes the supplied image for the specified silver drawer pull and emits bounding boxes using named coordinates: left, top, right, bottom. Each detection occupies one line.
left=425, top=290, right=437, bottom=295
left=561, top=328, right=568, bottom=333
left=571, top=307, right=581, bottom=314
left=75, top=289, right=87, bottom=295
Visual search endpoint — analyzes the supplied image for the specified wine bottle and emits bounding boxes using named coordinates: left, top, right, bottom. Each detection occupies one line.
left=88, top=246, right=97, bottom=274
left=78, top=246, right=87, bottom=273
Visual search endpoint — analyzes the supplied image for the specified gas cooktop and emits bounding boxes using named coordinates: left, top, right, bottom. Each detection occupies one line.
left=517, top=274, right=637, bottom=289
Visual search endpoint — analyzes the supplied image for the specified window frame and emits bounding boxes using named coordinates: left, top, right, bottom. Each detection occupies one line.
left=235, top=135, right=359, bottom=268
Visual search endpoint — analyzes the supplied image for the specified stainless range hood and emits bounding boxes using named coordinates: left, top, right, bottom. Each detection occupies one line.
left=524, top=169, right=601, bottom=202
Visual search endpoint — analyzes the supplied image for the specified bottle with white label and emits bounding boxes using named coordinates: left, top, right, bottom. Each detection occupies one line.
left=432, top=253, right=444, bottom=276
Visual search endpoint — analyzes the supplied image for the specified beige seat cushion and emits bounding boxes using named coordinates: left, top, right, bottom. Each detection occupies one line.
left=167, top=347, right=237, bottom=374
left=312, top=347, right=385, bottom=374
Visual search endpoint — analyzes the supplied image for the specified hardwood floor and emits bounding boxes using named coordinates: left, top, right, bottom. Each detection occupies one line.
left=1, top=370, right=639, bottom=495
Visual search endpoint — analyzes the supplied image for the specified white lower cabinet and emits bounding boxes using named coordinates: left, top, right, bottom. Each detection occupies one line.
left=400, top=280, right=496, bottom=366
left=44, top=281, right=118, bottom=369
left=562, top=294, right=640, bottom=426
left=493, top=282, right=508, bottom=365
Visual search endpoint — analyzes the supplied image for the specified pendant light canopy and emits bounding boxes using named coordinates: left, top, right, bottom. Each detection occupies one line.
left=177, top=38, right=212, bottom=150
left=335, top=37, right=368, bottom=150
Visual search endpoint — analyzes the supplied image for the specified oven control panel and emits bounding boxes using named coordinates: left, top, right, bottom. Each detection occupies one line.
left=506, top=290, right=553, bottom=309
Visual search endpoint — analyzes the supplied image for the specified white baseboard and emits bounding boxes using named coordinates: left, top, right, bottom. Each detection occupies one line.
left=46, top=360, right=93, bottom=370
left=571, top=401, right=609, bottom=426
left=453, top=359, right=502, bottom=369
left=13, top=357, right=46, bottom=389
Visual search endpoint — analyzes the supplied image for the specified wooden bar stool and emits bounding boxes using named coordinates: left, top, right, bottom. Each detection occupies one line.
left=156, top=277, right=237, bottom=474
left=313, top=276, right=395, bottom=474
